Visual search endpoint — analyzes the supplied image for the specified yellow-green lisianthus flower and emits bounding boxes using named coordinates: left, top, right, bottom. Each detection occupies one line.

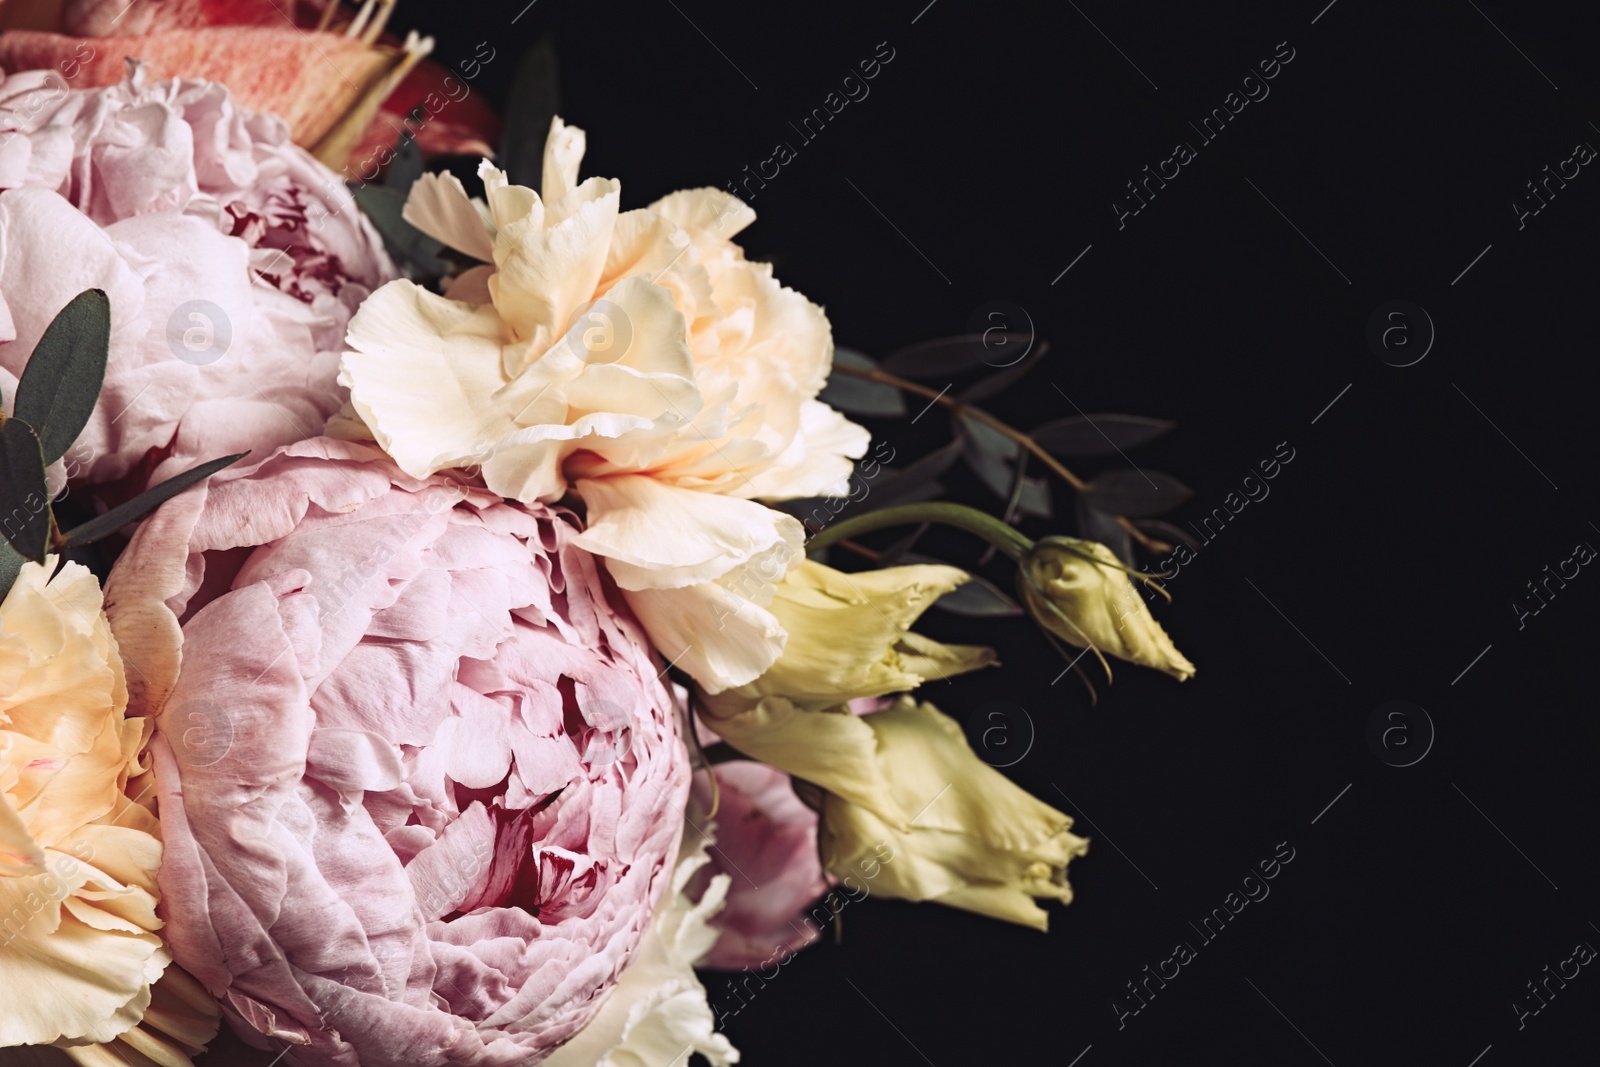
left=816, top=698, right=1089, bottom=930
left=1021, top=537, right=1195, bottom=681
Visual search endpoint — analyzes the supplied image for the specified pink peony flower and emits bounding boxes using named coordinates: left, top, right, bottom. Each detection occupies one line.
left=0, top=65, right=394, bottom=489
left=690, top=761, right=830, bottom=971
left=101, top=438, right=691, bottom=1067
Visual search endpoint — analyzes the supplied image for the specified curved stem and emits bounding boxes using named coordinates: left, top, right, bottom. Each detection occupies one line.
left=806, top=501, right=1034, bottom=561
left=831, top=362, right=1171, bottom=555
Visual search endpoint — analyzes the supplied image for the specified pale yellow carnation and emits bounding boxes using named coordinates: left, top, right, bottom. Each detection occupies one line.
left=0, top=559, right=214, bottom=1063
left=339, top=117, right=869, bottom=693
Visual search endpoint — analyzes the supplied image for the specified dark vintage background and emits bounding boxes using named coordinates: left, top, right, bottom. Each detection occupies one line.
left=396, top=1, right=1598, bottom=1064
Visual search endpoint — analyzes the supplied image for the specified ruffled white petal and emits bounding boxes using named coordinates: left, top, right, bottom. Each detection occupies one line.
left=488, top=170, right=620, bottom=358
left=649, top=187, right=757, bottom=243
left=624, top=581, right=787, bottom=695
left=401, top=171, right=495, bottom=262
left=542, top=116, right=587, bottom=207
left=340, top=282, right=511, bottom=478
left=572, top=476, right=801, bottom=590
left=742, top=399, right=870, bottom=500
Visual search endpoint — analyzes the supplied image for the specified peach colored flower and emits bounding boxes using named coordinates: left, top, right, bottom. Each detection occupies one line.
left=0, top=559, right=169, bottom=1049
left=340, top=117, right=869, bottom=693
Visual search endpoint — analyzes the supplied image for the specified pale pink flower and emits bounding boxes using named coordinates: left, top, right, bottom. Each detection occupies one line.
left=0, top=66, right=394, bottom=489
left=103, top=438, right=691, bottom=1066
left=690, top=761, right=830, bottom=971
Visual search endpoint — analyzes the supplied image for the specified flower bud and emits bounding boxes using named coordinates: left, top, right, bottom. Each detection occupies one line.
left=1021, top=538, right=1194, bottom=681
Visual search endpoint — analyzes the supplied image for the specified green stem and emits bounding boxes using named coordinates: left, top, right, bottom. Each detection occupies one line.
left=830, top=362, right=1177, bottom=556
left=806, top=501, right=1035, bottom=561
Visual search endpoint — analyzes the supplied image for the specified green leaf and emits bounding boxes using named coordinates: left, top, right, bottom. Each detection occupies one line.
left=853, top=437, right=964, bottom=512
left=882, top=334, right=1017, bottom=380
left=901, top=552, right=1023, bottom=617
left=1082, top=469, right=1193, bottom=517
left=59, top=452, right=246, bottom=548
left=13, top=289, right=111, bottom=464
left=1075, top=498, right=1134, bottom=566
left=1031, top=413, right=1175, bottom=457
left=352, top=185, right=450, bottom=278
left=385, top=137, right=425, bottom=191
left=959, top=339, right=1051, bottom=404
left=0, top=539, right=26, bottom=600
left=958, top=415, right=1051, bottom=518
left=499, top=37, right=562, bottom=191
left=0, top=419, right=51, bottom=563
left=819, top=349, right=907, bottom=417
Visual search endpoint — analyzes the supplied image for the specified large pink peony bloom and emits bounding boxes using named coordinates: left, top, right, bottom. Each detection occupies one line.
left=690, top=761, right=829, bottom=971
left=101, top=438, right=690, bottom=1067
left=0, top=65, right=394, bottom=489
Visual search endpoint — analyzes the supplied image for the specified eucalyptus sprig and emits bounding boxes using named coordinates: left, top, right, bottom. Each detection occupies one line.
left=828, top=348, right=1190, bottom=559
left=0, top=290, right=246, bottom=597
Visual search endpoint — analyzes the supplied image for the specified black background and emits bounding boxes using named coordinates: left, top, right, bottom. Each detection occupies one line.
left=398, top=2, right=1599, bottom=1064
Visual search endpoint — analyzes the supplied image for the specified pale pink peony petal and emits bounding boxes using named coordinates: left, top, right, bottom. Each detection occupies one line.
left=107, top=439, right=692, bottom=1066
left=0, top=67, right=395, bottom=490
left=690, top=762, right=830, bottom=971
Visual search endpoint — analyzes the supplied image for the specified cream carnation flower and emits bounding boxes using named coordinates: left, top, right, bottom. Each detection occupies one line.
left=339, top=117, right=869, bottom=693
left=0, top=559, right=193, bottom=1056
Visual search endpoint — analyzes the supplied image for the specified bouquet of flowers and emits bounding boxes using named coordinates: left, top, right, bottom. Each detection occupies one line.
left=0, top=5, right=1195, bottom=1065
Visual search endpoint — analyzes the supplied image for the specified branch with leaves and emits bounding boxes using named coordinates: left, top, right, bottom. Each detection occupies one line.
left=808, top=332, right=1199, bottom=572
left=0, top=290, right=245, bottom=596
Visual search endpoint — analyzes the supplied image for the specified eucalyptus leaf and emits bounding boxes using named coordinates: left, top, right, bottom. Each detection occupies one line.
left=1082, top=469, right=1193, bottom=517
left=352, top=185, right=449, bottom=278
left=0, top=419, right=51, bottom=563
left=959, top=339, right=1051, bottom=404
left=60, top=452, right=246, bottom=548
left=1075, top=498, right=1134, bottom=566
left=0, top=540, right=23, bottom=600
left=877, top=478, right=946, bottom=508
left=1031, top=413, right=1174, bottom=457
left=958, top=415, right=1051, bottom=518
left=1134, top=519, right=1202, bottom=552
left=13, top=289, right=111, bottom=464
left=384, top=137, right=425, bottom=191
left=499, top=37, right=561, bottom=191
left=859, top=437, right=964, bottom=511
left=960, top=413, right=1018, bottom=460
left=819, top=348, right=906, bottom=417
left=901, top=552, right=1023, bottom=616
left=1000, top=445, right=1031, bottom=527
left=881, top=333, right=1029, bottom=380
